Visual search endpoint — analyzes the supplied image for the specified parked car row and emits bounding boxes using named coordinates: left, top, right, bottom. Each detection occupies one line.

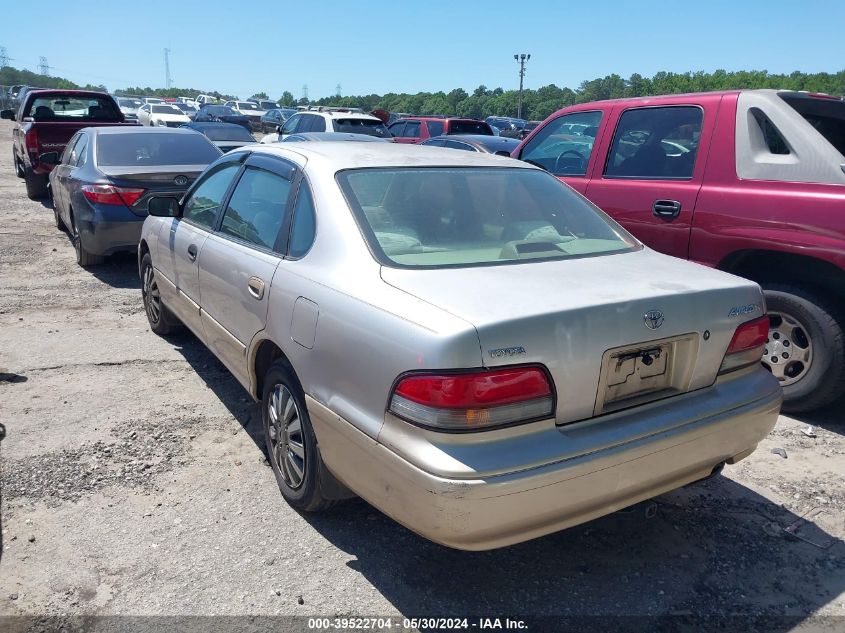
left=8, top=84, right=845, bottom=550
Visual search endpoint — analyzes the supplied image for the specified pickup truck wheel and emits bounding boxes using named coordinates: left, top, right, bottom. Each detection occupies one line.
left=140, top=253, right=180, bottom=335
left=262, top=362, right=337, bottom=512
left=762, top=285, right=845, bottom=413
left=24, top=166, right=48, bottom=199
left=70, top=212, right=104, bottom=267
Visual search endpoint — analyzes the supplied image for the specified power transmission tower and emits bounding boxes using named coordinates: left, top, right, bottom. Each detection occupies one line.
left=336, top=84, right=341, bottom=98
left=164, top=48, right=172, bottom=89
left=302, top=84, right=309, bottom=102
left=0, top=47, right=9, bottom=68
left=39, top=56, right=50, bottom=76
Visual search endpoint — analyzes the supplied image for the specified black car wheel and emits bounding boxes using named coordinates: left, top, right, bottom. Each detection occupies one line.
left=262, top=361, right=338, bottom=512
left=69, top=211, right=104, bottom=267
left=140, top=252, right=180, bottom=335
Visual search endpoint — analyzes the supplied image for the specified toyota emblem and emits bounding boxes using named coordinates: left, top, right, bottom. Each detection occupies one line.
left=173, top=175, right=189, bottom=186
left=644, top=310, right=664, bottom=330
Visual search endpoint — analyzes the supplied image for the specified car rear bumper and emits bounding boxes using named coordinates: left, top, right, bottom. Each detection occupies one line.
left=307, top=368, right=781, bottom=551
left=77, top=203, right=144, bottom=255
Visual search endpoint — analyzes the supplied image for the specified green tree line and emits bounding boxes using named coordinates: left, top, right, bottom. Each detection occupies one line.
left=3, top=65, right=843, bottom=120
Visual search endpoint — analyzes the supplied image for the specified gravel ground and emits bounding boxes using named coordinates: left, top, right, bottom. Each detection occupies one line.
left=0, top=120, right=843, bottom=631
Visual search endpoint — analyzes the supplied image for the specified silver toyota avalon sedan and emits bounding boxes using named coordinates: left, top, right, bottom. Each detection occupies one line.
left=139, top=143, right=781, bottom=550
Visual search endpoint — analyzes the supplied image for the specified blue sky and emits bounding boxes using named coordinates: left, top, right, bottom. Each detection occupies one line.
left=3, top=0, right=843, bottom=99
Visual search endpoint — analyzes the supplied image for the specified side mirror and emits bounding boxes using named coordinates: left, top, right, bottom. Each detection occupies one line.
left=1, top=109, right=15, bottom=121
left=147, top=196, right=180, bottom=217
left=39, top=151, right=60, bottom=165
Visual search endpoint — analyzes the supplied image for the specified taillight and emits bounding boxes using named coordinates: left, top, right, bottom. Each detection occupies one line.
left=81, top=184, right=146, bottom=207
left=719, top=316, right=769, bottom=375
left=388, top=366, right=554, bottom=430
left=25, top=128, right=38, bottom=154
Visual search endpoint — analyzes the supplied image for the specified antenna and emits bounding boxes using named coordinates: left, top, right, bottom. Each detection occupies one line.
left=0, top=47, right=9, bottom=68
left=38, top=56, right=50, bottom=76
left=164, top=48, right=172, bottom=89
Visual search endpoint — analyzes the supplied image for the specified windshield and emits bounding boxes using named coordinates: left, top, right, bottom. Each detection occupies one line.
left=118, top=99, right=142, bottom=109
left=174, top=103, right=197, bottom=112
left=198, top=126, right=254, bottom=141
left=151, top=105, right=182, bottom=114
left=449, top=121, right=493, bottom=136
left=26, top=95, right=123, bottom=121
left=208, top=106, right=236, bottom=115
left=334, top=118, right=392, bottom=138
left=259, top=101, right=276, bottom=109
left=338, top=167, right=636, bottom=268
left=97, top=132, right=221, bottom=166
left=237, top=102, right=260, bottom=111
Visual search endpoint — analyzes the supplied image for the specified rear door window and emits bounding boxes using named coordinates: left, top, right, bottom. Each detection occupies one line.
left=219, top=167, right=292, bottom=250
left=426, top=120, right=444, bottom=136
left=519, top=111, right=602, bottom=176
left=403, top=121, right=421, bottom=138
left=309, top=115, right=327, bottom=133
left=388, top=122, right=405, bottom=137
left=604, top=106, right=703, bottom=180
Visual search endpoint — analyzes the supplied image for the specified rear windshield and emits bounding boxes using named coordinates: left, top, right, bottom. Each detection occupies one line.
left=207, top=106, right=235, bottom=115
left=781, top=94, right=845, bottom=156
left=334, top=118, right=392, bottom=138
left=26, top=95, right=122, bottom=121
left=449, top=121, right=493, bottom=136
left=198, top=126, right=254, bottom=141
left=337, top=167, right=636, bottom=268
left=152, top=105, right=182, bottom=114
left=97, top=133, right=221, bottom=166
left=118, top=98, right=143, bottom=108
left=174, top=103, right=197, bottom=112
left=237, top=102, right=260, bottom=111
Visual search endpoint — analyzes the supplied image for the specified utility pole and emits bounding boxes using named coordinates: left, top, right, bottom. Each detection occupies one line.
left=0, top=47, right=9, bottom=68
left=38, top=56, right=50, bottom=76
left=514, top=53, right=530, bottom=119
left=164, top=48, right=172, bottom=89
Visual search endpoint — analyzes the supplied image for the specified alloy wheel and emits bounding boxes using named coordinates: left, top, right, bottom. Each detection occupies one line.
left=764, top=311, right=813, bottom=386
left=267, top=384, right=306, bottom=489
left=142, top=264, right=161, bottom=324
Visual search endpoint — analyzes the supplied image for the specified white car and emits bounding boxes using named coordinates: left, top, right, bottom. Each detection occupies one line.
left=137, top=103, right=191, bottom=127
left=141, top=97, right=165, bottom=105
left=223, top=101, right=266, bottom=130
left=261, top=109, right=391, bottom=143
left=195, top=94, right=218, bottom=108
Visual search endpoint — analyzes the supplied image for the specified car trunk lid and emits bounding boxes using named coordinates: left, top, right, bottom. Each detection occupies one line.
left=381, top=248, right=764, bottom=425
left=99, top=165, right=205, bottom=214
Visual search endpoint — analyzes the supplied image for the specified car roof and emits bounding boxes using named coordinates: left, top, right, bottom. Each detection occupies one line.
left=285, top=132, right=389, bottom=142
left=182, top=121, right=244, bottom=129
left=249, top=142, right=532, bottom=170
left=85, top=126, right=201, bottom=136
left=426, top=134, right=520, bottom=150
left=304, top=111, right=381, bottom=121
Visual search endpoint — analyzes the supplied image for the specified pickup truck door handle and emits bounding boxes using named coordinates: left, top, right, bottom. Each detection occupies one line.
left=187, top=244, right=198, bottom=261
left=652, top=199, right=682, bottom=219
left=247, top=276, right=265, bottom=300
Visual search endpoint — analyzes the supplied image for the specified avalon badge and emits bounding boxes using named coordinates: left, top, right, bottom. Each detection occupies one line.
left=173, top=175, right=189, bottom=186
left=644, top=310, right=664, bottom=330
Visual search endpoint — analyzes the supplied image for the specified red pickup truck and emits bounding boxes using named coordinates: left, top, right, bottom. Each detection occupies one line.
left=1, top=89, right=128, bottom=199
left=514, top=89, right=845, bottom=412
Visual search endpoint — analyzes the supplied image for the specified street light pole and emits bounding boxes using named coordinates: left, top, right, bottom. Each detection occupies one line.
left=514, top=53, right=530, bottom=119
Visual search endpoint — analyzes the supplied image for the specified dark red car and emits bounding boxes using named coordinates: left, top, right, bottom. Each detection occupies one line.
left=388, top=117, right=494, bottom=144
left=513, top=89, right=845, bottom=412
left=2, top=89, right=128, bottom=199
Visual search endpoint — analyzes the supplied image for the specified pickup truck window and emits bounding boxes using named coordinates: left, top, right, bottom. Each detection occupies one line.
left=519, top=110, right=602, bottom=176
left=25, top=96, right=121, bottom=121
left=604, top=106, right=702, bottom=180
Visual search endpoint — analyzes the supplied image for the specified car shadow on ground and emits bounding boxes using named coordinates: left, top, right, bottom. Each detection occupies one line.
left=168, top=339, right=844, bottom=625
left=787, top=400, right=845, bottom=436
left=86, top=252, right=142, bottom=289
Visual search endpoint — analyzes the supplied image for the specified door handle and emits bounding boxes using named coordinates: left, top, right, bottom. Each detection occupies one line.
left=652, top=199, right=682, bottom=219
left=247, top=276, right=265, bottom=300
left=187, top=244, right=198, bottom=261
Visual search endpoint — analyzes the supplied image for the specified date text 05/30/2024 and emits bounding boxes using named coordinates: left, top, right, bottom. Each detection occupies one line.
left=307, top=617, right=528, bottom=630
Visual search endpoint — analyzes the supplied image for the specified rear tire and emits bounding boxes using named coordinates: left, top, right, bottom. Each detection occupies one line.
left=262, top=362, right=338, bottom=512
left=14, top=153, right=24, bottom=178
left=140, top=252, right=180, bottom=335
left=763, top=284, right=845, bottom=413
left=53, top=204, right=66, bottom=230
left=69, top=212, right=104, bottom=267
left=24, top=166, right=48, bottom=199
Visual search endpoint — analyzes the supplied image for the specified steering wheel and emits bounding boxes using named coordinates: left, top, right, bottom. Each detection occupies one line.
left=554, top=150, right=585, bottom=174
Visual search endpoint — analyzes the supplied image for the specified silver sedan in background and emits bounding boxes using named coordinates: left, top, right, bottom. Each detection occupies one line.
left=138, top=144, right=781, bottom=550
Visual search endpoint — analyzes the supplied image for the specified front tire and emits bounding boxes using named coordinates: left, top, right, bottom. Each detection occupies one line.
left=140, top=252, right=180, bottom=335
left=262, top=362, right=337, bottom=512
left=763, top=284, right=845, bottom=413
left=24, top=166, right=48, bottom=199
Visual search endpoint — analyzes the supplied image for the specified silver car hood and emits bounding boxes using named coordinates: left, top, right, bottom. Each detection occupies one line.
left=381, top=248, right=765, bottom=424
